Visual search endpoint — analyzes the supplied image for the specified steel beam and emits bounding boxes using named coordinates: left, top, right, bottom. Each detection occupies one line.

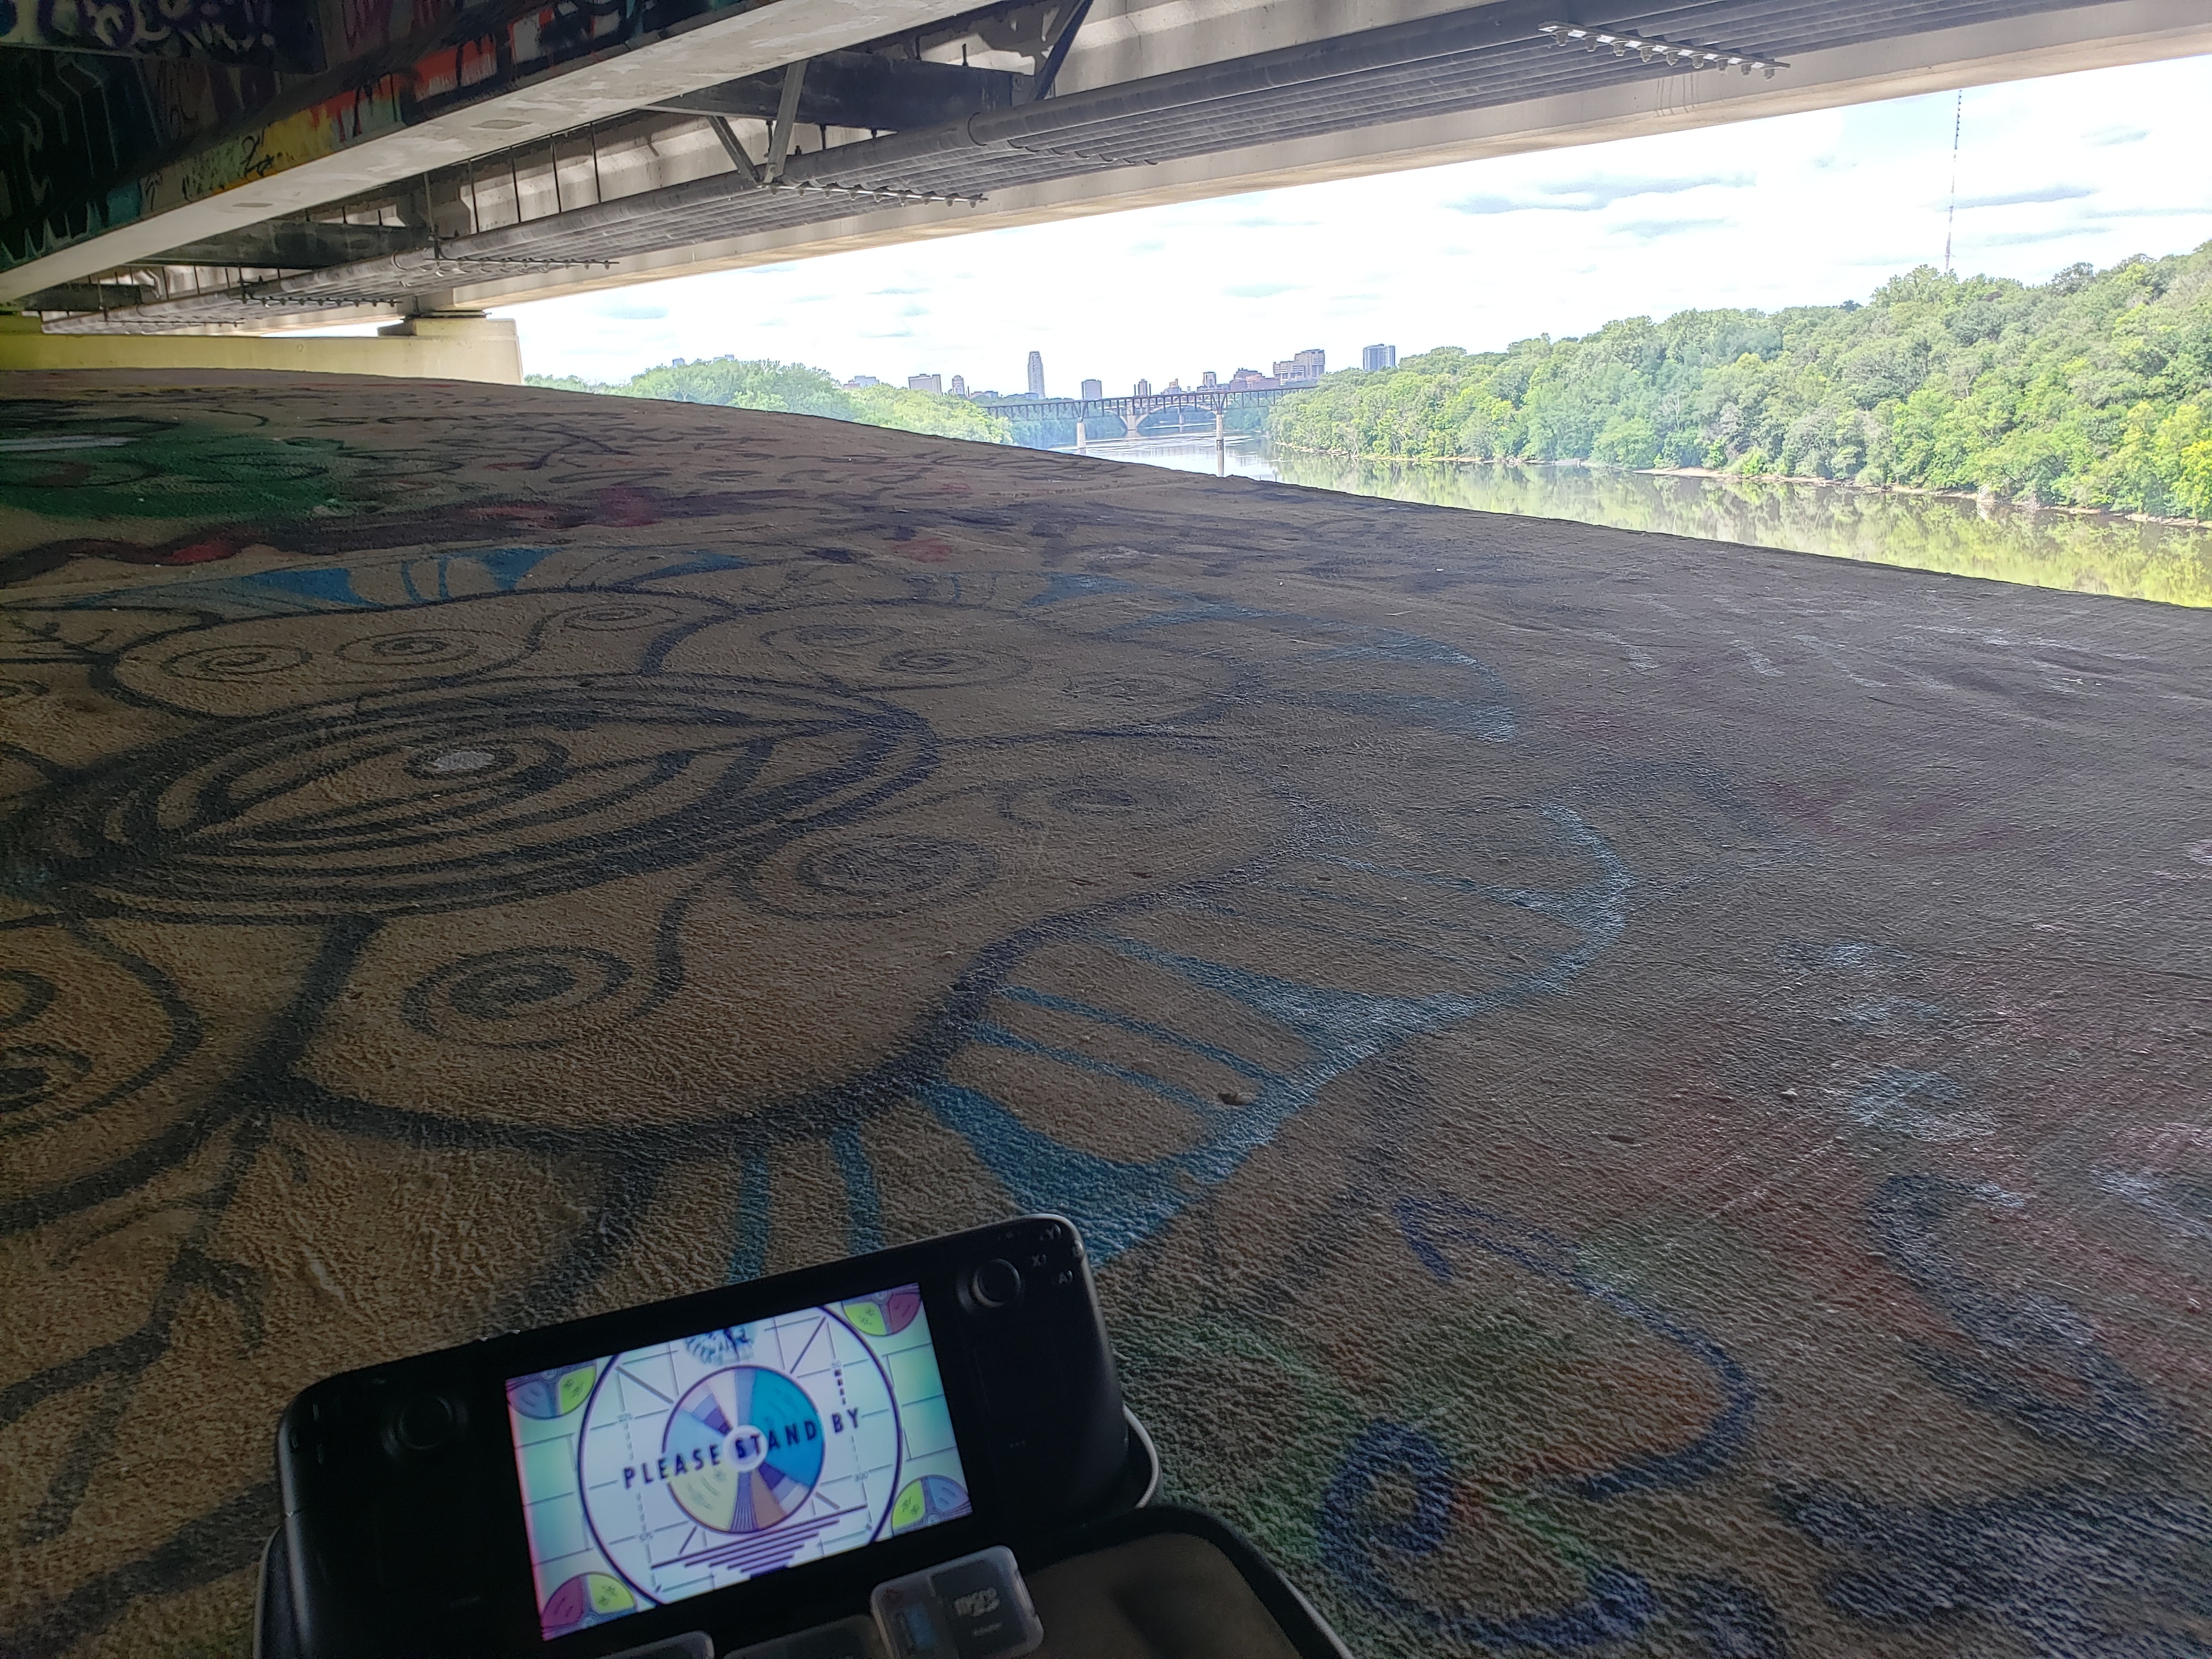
left=18, top=0, right=2212, bottom=326
left=656, top=50, right=1019, bottom=131
left=154, top=221, right=429, bottom=269
left=0, top=0, right=997, bottom=302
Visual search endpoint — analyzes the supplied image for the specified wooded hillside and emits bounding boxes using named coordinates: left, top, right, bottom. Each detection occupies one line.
left=1268, top=247, right=2212, bottom=520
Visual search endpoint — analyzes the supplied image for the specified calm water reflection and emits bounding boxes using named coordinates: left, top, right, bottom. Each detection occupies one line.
left=1062, top=434, right=2212, bottom=608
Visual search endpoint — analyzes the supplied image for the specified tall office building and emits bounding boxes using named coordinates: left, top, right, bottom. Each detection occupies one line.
left=1133, top=378, right=1152, bottom=396
left=1026, top=350, right=1046, bottom=397
left=907, top=373, right=943, bottom=393
left=1272, top=349, right=1327, bottom=383
left=1361, top=344, right=1397, bottom=371
left=1080, top=377, right=1103, bottom=400
left=950, top=374, right=967, bottom=397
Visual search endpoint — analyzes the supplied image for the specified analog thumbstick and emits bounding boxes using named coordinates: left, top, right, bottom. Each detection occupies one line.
left=969, top=1258, right=1023, bottom=1310
left=391, top=1394, right=461, bottom=1455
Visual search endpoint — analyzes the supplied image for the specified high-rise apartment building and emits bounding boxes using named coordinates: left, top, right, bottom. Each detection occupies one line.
left=907, top=373, right=943, bottom=393
left=1133, top=377, right=1152, bottom=396
left=1080, top=377, right=1103, bottom=400
left=950, top=374, right=967, bottom=397
left=1361, top=344, right=1398, bottom=371
left=1026, top=351, right=1046, bottom=397
left=1200, top=370, right=1218, bottom=387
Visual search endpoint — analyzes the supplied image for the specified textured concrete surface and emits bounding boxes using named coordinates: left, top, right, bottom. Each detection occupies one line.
left=3, top=372, right=2210, bottom=1658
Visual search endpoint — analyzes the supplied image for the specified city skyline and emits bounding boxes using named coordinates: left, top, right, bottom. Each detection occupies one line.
left=880, top=345, right=1344, bottom=403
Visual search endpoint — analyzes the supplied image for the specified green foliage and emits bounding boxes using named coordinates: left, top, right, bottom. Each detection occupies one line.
left=847, top=382, right=1013, bottom=444
left=1268, top=243, right=2212, bottom=519
left=524, top=358, right=1012, bottom=444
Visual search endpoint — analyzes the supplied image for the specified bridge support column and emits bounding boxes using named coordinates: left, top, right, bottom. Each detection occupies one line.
left=1214, top=407, right=1227, bottom=475
left=1075, top=412, right=1087, bottom=454
left=0, top=311, right=522, bottom=383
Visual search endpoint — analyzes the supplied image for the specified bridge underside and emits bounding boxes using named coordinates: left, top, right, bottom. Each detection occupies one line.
left=4, top=374, right=2209, bottom=1658
left=5, top=0, right=2209, bottom=335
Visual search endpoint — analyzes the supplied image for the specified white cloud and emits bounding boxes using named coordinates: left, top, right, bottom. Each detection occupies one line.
left=1955, top=184, right=2096, bottom=208
left=504, top=53, right=2212, bottom=390
left=1611, top=217, right=1731, bottom=240
left=1534, top=172, right=1753, bottom=207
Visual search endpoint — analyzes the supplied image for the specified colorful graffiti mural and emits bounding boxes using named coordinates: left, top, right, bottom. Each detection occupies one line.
left=3, top=374, right=2210, bottom=1658
left=1, top=0, right=754, bottom=272
left=0, top=0, right=306, bottom=63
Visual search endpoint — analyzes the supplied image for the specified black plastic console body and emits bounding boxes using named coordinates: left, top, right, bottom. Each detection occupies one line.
left=274, top=1216, right=1122, bottom=1659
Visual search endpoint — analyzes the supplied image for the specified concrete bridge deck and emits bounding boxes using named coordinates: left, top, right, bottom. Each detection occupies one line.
left=10, top=1, right=2212, bottom=340
left=3, top=374, right=2209, bottom=1658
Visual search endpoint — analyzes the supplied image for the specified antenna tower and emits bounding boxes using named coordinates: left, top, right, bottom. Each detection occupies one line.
left=1943, top=90, right=1963, bottom=276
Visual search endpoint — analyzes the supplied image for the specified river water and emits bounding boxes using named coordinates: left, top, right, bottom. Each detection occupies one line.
left=1060, top=433, right=2212, bottom=608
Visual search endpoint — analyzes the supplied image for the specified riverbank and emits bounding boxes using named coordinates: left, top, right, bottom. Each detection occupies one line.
left=1070, top=435, right=2212, bottom=607
left=1274, top=449, right=2212, bottom=531
left=1645, top=464, right=2211, bottom=530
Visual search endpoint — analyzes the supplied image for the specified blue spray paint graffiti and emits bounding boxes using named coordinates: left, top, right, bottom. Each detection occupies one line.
left=917, top=806, right=1628, bottom=1260
left=1393, top=1194, right=1756, bottom=1497
left=1761, top=1175, right=2209, bottom=1652
left=1319, top=1421, right=1662, bottom=1651
left=1870, top=1173, right=2170, bottom=1459
left=1782, top=1481, right=2212, bottom=1654
left=1294, top=1194, right=1765, bottom=1651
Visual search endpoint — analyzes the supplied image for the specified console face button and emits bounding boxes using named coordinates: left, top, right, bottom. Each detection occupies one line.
left=968, top=1258, right=1022, bottom=1310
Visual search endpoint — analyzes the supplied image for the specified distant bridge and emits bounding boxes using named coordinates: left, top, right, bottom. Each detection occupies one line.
left=983, top=383, right=1306, bottom=450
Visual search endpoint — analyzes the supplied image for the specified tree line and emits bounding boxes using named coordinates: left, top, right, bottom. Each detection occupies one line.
left=1267, top=245, right=2212, bottom=521
left=527, top=357, right=1014, bottom=445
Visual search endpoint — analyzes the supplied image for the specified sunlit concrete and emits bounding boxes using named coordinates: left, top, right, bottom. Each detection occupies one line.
left=0, top=315, right=523, bottom=383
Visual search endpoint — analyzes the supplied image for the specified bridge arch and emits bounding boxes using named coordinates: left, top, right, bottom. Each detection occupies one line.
left=1128, top=404, right=1218, bottom=438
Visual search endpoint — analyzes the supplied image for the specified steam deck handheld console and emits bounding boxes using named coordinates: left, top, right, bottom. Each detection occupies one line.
left=275, top=1216, right=1124, bottom=1659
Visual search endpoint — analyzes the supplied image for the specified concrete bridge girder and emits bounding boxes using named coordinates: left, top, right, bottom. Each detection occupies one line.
left=0, top=0, right=1006, bottom=304
left=512, top=0, right=2206, bottom=317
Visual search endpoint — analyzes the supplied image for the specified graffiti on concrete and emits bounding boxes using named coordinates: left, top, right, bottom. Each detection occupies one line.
left=5, top=379, right=2211, bottom=1659
left=0, top=0, right=309, bottom=63
left=0, top=0, right=750, bottom=270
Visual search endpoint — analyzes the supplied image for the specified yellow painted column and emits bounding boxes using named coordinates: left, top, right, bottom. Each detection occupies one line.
left=0, top=313, right=522, bottom=383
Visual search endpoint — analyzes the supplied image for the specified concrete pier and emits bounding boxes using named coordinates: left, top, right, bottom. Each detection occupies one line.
left=0, top=313, right=524, bottom=383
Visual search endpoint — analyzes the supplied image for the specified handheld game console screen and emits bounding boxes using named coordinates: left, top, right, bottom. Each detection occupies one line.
left=504, top=1285, right=973, bottom=1642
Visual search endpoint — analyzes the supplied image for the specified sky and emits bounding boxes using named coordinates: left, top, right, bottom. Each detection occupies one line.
left=500, top=52, right=2212, bottom=393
